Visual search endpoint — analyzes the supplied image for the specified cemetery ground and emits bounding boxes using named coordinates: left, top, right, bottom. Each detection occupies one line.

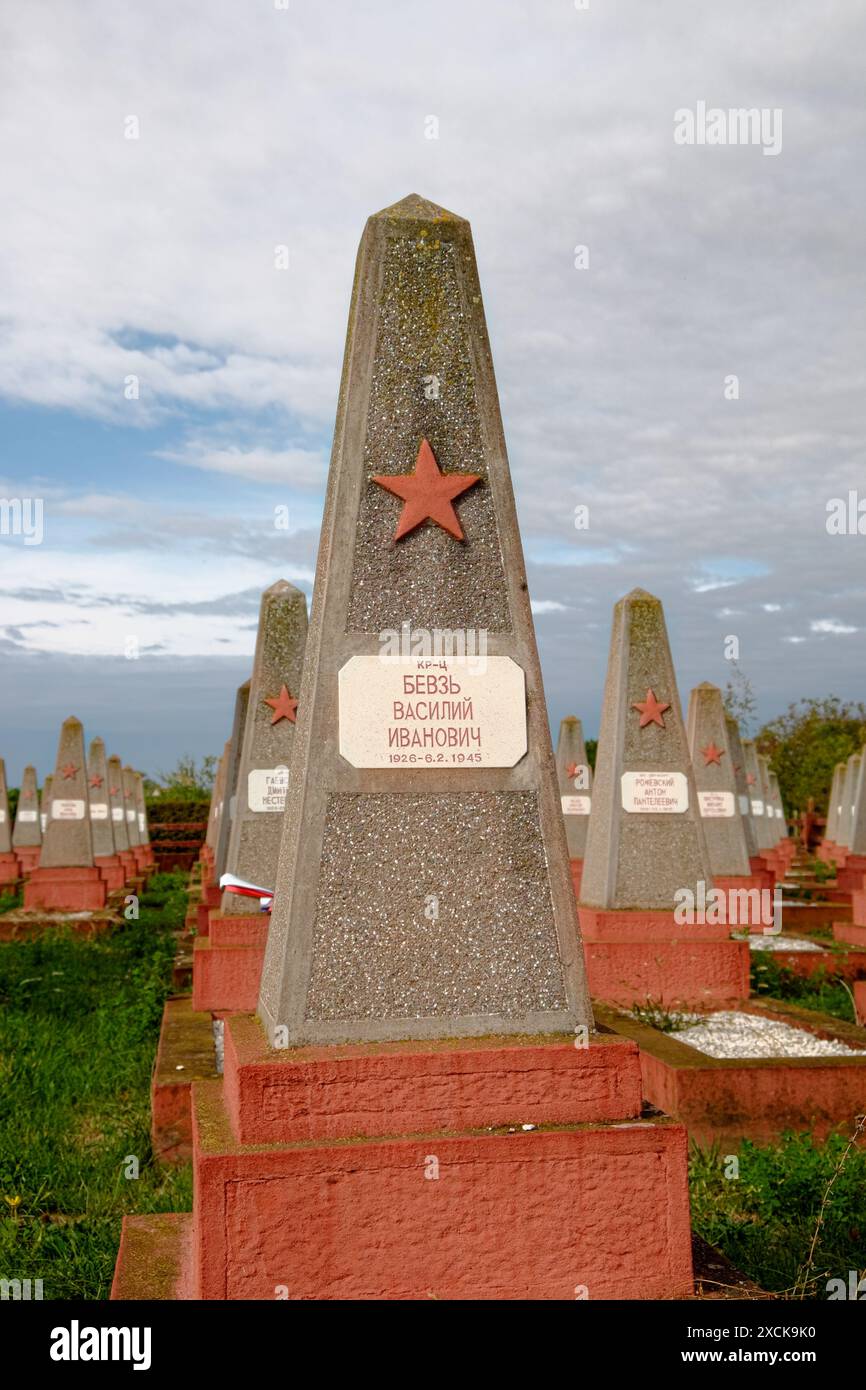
left=0, top=874, right=191, bottom=1299
left=1, top=864, right=864, bottom=1299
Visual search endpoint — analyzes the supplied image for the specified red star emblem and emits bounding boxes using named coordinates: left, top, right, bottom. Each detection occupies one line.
left=700, top=742, right=724, bottom=766
left=60, top=763, right=78, bottom=780
left=124, top=789, right=133, bottom=799
left=264, top=685, right=298, bottom=725
left=22, top=790, right=34, bottom=800
left=110, top=786, right=119, bottom=796
left=746, top=772, right=756, bottom=786
left=372, top=438, right=480, bottom=541
left=631, top=688, right=671, bottom=729
left=566, top=762, right=580, bottom=779
left=89, top=774, right=104, bottom=789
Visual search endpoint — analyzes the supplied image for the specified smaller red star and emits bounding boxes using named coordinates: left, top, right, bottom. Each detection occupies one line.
left=109, top=786, right=119, bottom=796
left=124, top=789, right=133, bottom=800
left=265, top=685, right=298, bottom=725
left=22, top=790, right=34, bottom=800
left=700, top=742, right=724, bottom=766
left=631, top=689, right=671, bottom=729
left=60, top=763, right=78, bottom=780
left=565, top=762, right=580, bottom=779
left=89, top=774, right=104, bottom=789
left=746, top=772, right=756, bottom=786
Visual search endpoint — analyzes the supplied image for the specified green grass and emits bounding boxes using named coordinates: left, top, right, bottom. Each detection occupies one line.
left=750, top=954, right=857, bottom=1022
left=690, top=1129, right=866, bottom=1297
left=0, top=872, right=192, bottom=1299
left=0, top=890, right=23, bottom=916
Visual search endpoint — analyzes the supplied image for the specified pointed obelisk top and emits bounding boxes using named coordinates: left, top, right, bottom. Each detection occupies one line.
left=372, top=192, right=464, bottom=224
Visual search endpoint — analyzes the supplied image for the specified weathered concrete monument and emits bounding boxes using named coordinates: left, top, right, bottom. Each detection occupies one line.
left=25, top=717, right=107, bottom=910
left=686, top=683, right=760, bottom=893
left=578, top=590, right=748, bottom=1006
left=556, top=714, right=592, bottom=899
left=113, top=195, right=693, bottom=1301
left=12, top=763, right=41, bottom=875
left=0, top=758, right=18, bottom=888
left=87, top=737, right=124, bottom=892
left=192, top=588, right=307, bottom=1013
left=221, top=581, right=307, bottom=916
left=107, top=754, right=134, bottom=877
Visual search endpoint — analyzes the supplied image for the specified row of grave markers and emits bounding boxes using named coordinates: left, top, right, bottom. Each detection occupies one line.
left=0, top=719, right=154, bottom=911
left=116, top=195, right=802, bottom=1300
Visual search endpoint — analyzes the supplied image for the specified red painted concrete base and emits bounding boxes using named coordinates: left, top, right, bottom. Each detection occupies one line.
left=758, top=944, right=866, bottom=982
left=23, top=865, right=107, bottom=911
left=14, top=847, right=40, bottom=876
left=578, top=906, right=749, bottom=1007
left=114, top=1026, right=695, bottom=1300
left=855, top=981, right=866, bottom=1027
left=851, top=889, right=866, bottom=925
left=749, top=857, right=777, bottom=888
left=598, top=1001, right=866, bottom=1146
left=191, top=916, right=266, bottom=1013
left=0, top=852, right=20, bottom=886
left=834, top=922, right=866, bottom=949
left=836, top=855, right=866, bottom=895
left=95, top=854, right=126, bottom=893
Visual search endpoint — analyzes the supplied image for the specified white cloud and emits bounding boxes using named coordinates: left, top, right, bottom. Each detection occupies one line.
left=810, top=619, right=858, bottom=635
left=530, top=600, right=568, bottom=614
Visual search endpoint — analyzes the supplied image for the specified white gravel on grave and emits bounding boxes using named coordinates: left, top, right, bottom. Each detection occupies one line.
left=749, top=934, right=824, bottom=953
left=671, top=1010, right=862, bottom=1059
left=213, top=1018, right=225, bottom=1075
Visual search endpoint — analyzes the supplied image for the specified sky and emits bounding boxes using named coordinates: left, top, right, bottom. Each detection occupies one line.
left=0, top=0, right=864, bottom=785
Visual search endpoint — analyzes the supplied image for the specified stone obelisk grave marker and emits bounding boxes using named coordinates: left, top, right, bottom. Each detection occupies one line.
left=122, top=764, right=145, bottom=871
left=578, top=590, right=748, bottom=1007
left=686, top=683, right=760, bottom=891
left=25, top=717, right=106, bottom=910
left=215, top=680, right=251, bottom=886
left=221, top=580, right=307, bottom=916
left=113, top=197, right=693, bottom=1303
left=258, top=199, right=590, bottom=1047
left=556, top=715, right=592, bottom=897
left=12, top=763, right=42, bottom=875
left=87, top=737, right=124, bottom=891
left=0, top=758, right=18, bottom=887
left=724, top=714, right=771, bottom=888
left=107, top=754, right=133, bottom=874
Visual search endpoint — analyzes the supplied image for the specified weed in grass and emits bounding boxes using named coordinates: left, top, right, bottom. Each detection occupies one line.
left=689, top=1128, right=866, bottom=1296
